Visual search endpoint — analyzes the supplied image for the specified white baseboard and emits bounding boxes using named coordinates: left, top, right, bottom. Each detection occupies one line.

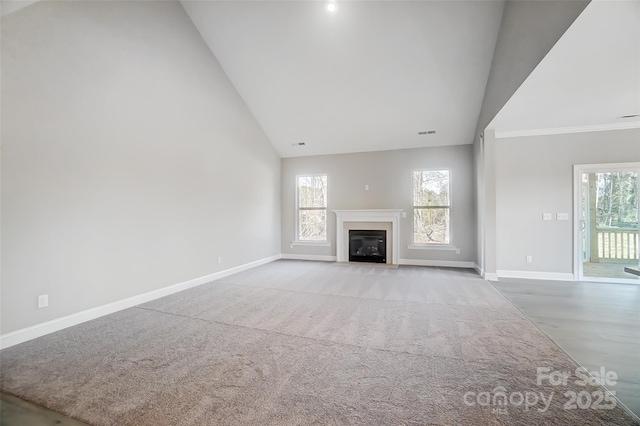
left=484, top=272, right=499, bottom=281
left=474, top=263, right=483, bottom=276
left=399, top=259, right=475, bottom=268
left=281, top=254, right=337, bottom=262
left=470, top=262, right=493, bottom=280
left=0, top=254, right=281, bottom=350
left=497, top=270, right=574, bottom=281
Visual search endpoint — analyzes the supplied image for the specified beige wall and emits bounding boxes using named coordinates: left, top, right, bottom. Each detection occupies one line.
left=1, top=1, right=281, bottom=334
left=281, top=145, right=476, bottom=264
left=495, top=128, right=640, bottom=274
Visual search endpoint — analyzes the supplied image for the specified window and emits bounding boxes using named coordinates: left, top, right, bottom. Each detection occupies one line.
left=413, top=170, right=450, bottom=244
left=297, top=175, right=327, bottom=241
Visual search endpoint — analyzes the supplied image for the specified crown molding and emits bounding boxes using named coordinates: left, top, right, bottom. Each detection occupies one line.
left=494, top=121, right=640, bottom=139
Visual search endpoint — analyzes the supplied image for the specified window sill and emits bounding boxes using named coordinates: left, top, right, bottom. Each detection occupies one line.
left=407, top=244, right=458, bottom=251
left=291, top=241, right=331, bottom=247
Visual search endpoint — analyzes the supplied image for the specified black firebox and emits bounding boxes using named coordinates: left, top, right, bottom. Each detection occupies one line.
left=349, top=230, right=386, bottom=263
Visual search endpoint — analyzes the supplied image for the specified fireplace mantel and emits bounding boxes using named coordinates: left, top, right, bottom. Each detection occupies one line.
left=333, top=209, right=402, bottom=265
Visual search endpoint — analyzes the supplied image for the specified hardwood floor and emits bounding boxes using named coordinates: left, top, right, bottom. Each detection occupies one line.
left=493, top=278, right=640, bottom=421
left=0, top=392, right=88, bottom=426
left=583, top=261, right=640, bottom=279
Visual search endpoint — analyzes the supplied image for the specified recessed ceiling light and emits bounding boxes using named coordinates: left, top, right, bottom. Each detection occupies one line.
left=619, top=114, right=640, bottom=119
left=327, top=2, right=336, bottom=13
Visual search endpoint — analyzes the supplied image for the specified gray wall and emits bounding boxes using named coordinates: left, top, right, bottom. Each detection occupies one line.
left=495, top=128, right=640, bottom=274
left=281, top=145, right=476, bottom=264
left=474, top=0, right=589, bottom=137
left=473, top=0, right=589, bottom=275
left=1, top=1, right=281, bottom=334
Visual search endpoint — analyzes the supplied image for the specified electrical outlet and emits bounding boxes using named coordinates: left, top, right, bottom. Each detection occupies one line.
left=289, top=242, right=293, bottom=249
left=38, top=294, right=48, bottom=309
left=526, top=255, right=533, bottom=263
left=402, top=211, right=407, bottom=218
left=364, top=184, right=369, bottom=191
left=542, top=213, right=553, bottom=221
left=557, top=213, right=569, bottom=221
left=217, top=256, right=222, bottom=264
left=455, top=248, right=460, bottom=255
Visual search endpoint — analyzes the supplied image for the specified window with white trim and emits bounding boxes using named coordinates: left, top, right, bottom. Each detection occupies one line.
left=412, top=170, right=450, bottom=244
left=296, top=175, right=327, bottom=241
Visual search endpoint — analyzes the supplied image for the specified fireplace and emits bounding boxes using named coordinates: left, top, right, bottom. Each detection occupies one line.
left=334, top=209, right=402, bottom=265
left=349, top=230, right=386, bottom=263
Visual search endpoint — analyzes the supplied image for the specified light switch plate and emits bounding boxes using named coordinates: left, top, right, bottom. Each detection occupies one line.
left=543, top=213, right=553, bottom=221
left=557, top=213, right=569, bottom=221
left=402, top=212, right=407, bottom=218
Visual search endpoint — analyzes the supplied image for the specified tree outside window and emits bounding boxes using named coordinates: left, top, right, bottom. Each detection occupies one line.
left=297, top=175, right=327, bottom=241
left=413, top=170, right=450, bottom=244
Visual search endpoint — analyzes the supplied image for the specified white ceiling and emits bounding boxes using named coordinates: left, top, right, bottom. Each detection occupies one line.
left=8, top=1, right=633, bottom=152
left=490, top=0, right=640, bottom=137
left=181, top=1, right=505, bottom=157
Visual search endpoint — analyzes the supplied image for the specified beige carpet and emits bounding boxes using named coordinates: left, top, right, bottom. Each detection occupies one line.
left=1, top=260, right=637, bottom=425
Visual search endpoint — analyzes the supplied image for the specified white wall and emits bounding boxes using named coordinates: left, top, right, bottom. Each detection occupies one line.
left=281, top=145, right=476, bottom=265
left=495, top=128, right=640, bottom=275
left=1, top=1, right=281, bottom=334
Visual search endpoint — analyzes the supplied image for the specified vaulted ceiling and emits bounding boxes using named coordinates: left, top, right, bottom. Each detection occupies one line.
left=4, top=1, right=637, bottom=155
left=181, top=1, right=504, bottom=157
left=490, top=0, right=640, bottom=137
left=182, top=0, right=639, bottom=156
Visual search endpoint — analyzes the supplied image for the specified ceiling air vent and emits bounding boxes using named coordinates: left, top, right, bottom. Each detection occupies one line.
left=418, top=130, right=436, bottom=135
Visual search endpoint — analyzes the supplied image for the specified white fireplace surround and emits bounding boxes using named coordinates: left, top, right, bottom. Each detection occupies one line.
left=334, top=209, right=403, bottom=265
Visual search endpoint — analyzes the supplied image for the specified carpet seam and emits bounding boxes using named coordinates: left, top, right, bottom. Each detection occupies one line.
left=134, top=305, right=468, bottom=361
left=194, top=277, right=501, bottom=308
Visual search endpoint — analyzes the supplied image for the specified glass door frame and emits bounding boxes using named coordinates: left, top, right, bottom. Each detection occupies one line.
left=573, top=162, right=640, bottom=284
